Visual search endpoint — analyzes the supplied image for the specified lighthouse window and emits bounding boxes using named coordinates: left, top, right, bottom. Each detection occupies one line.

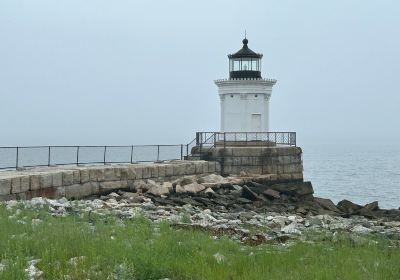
left=251, top=60, right=258, bottom=71
left=230, top=94, right=234, bottom=98
left=233, top=60, right=240, bottom=71
left=241, top=59, right=250, bottom=71
left=255, top=94, right=258, bottom=98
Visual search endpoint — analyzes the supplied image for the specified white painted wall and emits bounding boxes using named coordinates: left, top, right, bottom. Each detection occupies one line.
left=215, top=78, right=276, bottom=132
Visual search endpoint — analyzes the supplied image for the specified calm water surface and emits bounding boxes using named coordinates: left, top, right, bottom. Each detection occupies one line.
left=302, top=142, right=400, bottom=209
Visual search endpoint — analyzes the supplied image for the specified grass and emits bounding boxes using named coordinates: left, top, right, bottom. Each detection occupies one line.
left=0, top=204, right=399, bottom=279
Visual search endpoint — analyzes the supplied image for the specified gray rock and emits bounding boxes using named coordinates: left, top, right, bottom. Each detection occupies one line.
left=351, top=224, right=373, bottom=234
left=198, top=174, right=228, bottom=184
left=204, top=187, right=215, bottom=195
left=184, top=183, right=206, bottom=194
left=147, top=185, right=170, bottom=197
left=263, top=189, right=280, bottom=199
left=242, top=186, right=259, bottom=201
left=175, top=185, right=186, bottom=193
left=315, top=197, right=340, bottom=213
left=177, top=176, right=197, bottom=187
left=281, top=222, right=301, bottom=234
left=337, top=200, right=362, bottom=214
left=232, top=185, right=243, bottom=191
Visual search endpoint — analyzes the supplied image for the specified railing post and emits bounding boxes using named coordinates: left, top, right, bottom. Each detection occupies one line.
left=76, top=146, right=80, bottom=166
left=48, top=146, right=51, bottom=166
left=275, top=132, right=277, bottom=145
left=180, top=144, right=183, bottom=160
left=213, top=133, right=216, bottom=146
left=130, top=145, right=134, bottom=163
left=157, top=145, right=160, bottom=161
left=223, top=132, right=226, bottom=149
left=186, top=144, right=189, bottom=157
left=103, top=146, right=107, bottom=165
left=16, top=147, right=19, bottom=169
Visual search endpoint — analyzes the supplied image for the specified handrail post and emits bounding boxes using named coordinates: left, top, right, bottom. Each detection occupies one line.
left=180, top=144, right=183, bottom=160
left=103, top=146, right=107, bottom=165
left=16, top=147, right=19, bottom=169
left=213, top=133, right=216, bottom=147
left=157, top=145, right=160, bottom=161
left=130, top=145, right=134, bottom=163
left=223, top=132, right=226, bottom=149
left=48, top=146, right=51, bottom=166
left=186, top=144, right=189, bottom=157
left=76, top=146, right=80, bottom=166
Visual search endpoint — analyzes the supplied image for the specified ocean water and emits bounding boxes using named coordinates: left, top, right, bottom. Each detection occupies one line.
left=302, top=142, right=400, bottom=209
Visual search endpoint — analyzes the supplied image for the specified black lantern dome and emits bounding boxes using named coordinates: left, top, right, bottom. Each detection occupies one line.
left=228, top=38, right=263, bottom=79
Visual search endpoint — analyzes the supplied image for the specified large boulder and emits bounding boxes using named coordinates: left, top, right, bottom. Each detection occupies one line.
left=132, top=179, right=158, bottom=193
left=198, top=174, right=228, bottom=185
left=184, top=183, right=206, bottom=194
left=175, top=184, right=186, bottom=193
left=269, top=182, right=314, bottom=199
left=246, top=181, right=314, bottom=200
left=362, top=201, right=379, bottom=211
left=357, top=201, right=379, bottom=218
left=174, top=176, right=197, bottom=187
left=204, top=187, right=216, bottom=198
left=147, top=185, right=170, bottom=196
left=314, top=197, right=340, bottom=213
left=337, top=200, right=362, bottom=214
left=242, top=185, right=260, bottom=201
left=263, top=189, right=280, bottom=200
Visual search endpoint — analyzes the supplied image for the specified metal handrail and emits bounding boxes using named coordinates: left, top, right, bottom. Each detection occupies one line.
left=0, top=144, right=187, bottom=170
left=194, top=132, right=296, bottom=147
left=0, top=131, right=296, bottom=170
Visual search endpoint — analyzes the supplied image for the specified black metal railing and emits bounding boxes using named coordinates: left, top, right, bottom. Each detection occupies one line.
left=0, top=132, right=296, bottom=170
left=0, top=144, right=186, bottom=170
left=195, top=132, right=296, bottom=148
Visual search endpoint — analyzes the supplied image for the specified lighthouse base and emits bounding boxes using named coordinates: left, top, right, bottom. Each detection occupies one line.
left=202, top=145, right=303, bottom=178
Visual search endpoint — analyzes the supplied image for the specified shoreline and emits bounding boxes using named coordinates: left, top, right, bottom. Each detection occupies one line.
left=3, top=172, right=400, bottom=241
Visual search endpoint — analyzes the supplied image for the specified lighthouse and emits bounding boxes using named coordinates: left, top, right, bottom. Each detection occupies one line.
left=215, top=38, right=276, bottom=132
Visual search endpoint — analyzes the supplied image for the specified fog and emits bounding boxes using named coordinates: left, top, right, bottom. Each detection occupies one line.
left=1, top=0, right=399, bottom=146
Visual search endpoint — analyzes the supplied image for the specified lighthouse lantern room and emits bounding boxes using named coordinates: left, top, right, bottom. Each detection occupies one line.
left=215, top=38, right=276, bottom=132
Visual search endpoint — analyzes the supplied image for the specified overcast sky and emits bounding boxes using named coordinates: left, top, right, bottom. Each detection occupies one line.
left=1, top=0, right=399, bottom=146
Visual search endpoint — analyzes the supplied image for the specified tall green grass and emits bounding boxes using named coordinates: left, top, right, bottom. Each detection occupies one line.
left=0, top=204, right=399, bottom=280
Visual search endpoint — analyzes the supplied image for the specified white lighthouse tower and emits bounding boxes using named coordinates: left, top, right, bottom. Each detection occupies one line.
left=215, top=38, right=276, bottom=132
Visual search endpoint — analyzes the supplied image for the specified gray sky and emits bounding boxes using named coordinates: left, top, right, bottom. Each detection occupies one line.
left=1, top=0, right=399, bottom=146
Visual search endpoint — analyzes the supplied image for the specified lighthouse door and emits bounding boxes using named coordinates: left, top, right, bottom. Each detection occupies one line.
left=251, top=114, right=262, bottom=132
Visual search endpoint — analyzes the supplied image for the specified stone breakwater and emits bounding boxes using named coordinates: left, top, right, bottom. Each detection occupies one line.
left=0, top=160, right=303, bottom=202
left=0, top=161, right=221, bottom=201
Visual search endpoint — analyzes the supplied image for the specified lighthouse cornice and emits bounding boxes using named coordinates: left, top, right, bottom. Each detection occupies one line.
left=214, top=78, right=276, bottom=96
left=214, top=78, right=277, bottom=87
